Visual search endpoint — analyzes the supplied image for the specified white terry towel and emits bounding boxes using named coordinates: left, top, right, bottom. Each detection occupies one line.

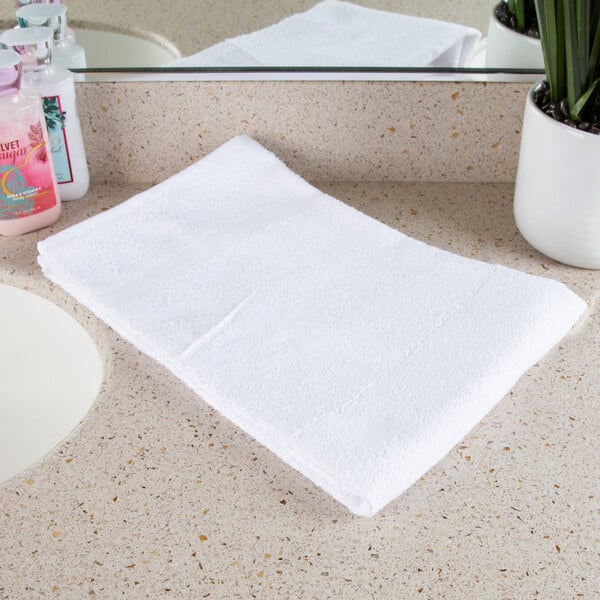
left=38, top=136, right=586, bottom=517
left=169, top=0, right=481, bottom=68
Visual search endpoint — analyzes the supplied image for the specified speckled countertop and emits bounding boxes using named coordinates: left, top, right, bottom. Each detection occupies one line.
left=1, top=180, right=599, bottom=599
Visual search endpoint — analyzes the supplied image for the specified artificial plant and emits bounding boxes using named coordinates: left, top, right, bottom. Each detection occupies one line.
left=508, top=0, right=538, bottom=32
left=534, top=0, right=600, bottom=127
left=496, top=0, right=539, bottom=35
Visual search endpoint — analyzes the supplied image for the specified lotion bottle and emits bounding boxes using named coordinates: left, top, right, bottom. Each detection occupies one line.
left=0, top=26, right=89, bottom=201
left=0, top=49, right=60, bottom=236
left=16, top=3, right=85, bottom=69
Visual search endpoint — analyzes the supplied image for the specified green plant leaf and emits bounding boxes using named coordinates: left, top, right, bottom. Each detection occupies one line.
left=556, top=0, right=567, bottom=101
left=508, top=0, right=538, bottom=31
left=576, top=0, right=590, bottom=97
left=571, top=76, right=600, bottom=120
left=516, top=0, right=526, bottom=29
left=590, top=1, right=600, bottom=80
left=563, top=0, right=583, bottom=110
left=533, top=0, right=600, bottom=121
left=535, top=0, right=562, bottom=100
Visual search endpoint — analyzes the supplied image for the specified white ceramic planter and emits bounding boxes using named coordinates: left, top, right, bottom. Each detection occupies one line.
left=514, top=85, right=600, bottom=269
left=485, top=11, right=544, bottom=69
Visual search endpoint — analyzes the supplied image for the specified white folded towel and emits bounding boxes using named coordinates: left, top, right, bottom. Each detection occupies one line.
left=170, top=0, right=481, bottom=68
left=38, top=136, right=586, bottom=517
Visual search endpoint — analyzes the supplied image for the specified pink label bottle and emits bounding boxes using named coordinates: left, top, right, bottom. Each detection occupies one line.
left=0, top=49, right=60, bottom=236
left=0, top=26, right=89, bottom=201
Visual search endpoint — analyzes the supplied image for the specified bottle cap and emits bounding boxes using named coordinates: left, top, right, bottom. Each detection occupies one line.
left=16, top=4, right=67, bottom=44
left=0, top=26, right=53, bottom=71
left=0, top=49, right=21, bottom=96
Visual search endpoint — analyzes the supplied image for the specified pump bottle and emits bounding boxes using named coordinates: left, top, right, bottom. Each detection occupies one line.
left=1, top=26, right=89, bottom=201
left=0, top=49, right=60, bottom=236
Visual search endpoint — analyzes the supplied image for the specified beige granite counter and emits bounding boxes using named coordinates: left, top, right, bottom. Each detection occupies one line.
left=75, top=80, right=531, bottom=185
left=1, top=180, right=599, bottom=599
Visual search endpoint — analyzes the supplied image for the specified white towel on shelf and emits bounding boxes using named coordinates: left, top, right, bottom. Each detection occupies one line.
left=38, top=136, right=586, bottom=517
left=170, top=0, right=481, bottom=68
